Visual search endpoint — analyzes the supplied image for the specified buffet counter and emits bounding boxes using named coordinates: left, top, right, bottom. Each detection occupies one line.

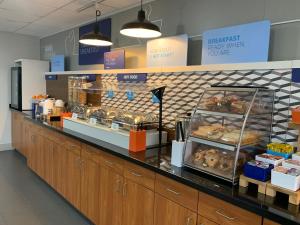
left=11, top=109, right=300, bottom=225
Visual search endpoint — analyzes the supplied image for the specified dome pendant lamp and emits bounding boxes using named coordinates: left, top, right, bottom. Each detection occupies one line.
left=120, top=0, right=161, bottom=38
left=79, top=10, right=113, bottom=46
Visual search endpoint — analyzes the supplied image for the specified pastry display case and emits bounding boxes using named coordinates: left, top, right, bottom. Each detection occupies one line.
left=183, top=86, right=275, bottom=184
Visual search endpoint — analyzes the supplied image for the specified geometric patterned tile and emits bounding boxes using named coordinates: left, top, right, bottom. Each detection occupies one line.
left=100, top=69, right=298, bottom=147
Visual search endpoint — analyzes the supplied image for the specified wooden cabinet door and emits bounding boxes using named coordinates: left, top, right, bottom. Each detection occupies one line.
left=52, top=144, right=67, bottom=196
left=263, top=218, right=280, bottom=225
left=31, top=133, right=43, bottom=178
left=12, top=112, right=24, bottom=152
left=81, top=156, right=100, bottom=224
left=65, top=148, right=81, bottom=210
left=154, top=194, right=197, bottom=225
left=21, top=121, right=29, bottom=157
left=11, top=112, right=17, bottom=150
left=27, top=131, right=39, bottom=172
left=42, top=138, right=54, bottom=185
left=123, top=179, right=154, bottom=225
left=99, top=167, right=123, bottom=225
left=198, top=216, right=219, bottom=225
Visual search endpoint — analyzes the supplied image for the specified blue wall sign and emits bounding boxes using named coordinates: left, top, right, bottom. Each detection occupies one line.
left=51, top=55, right=65, bottom=72
left=202, top=20, right=271, bottom=64
left=117, top=73, right=147, bottom=83
left=292, top=68, right=300, bottom=83
left=104, top=49, right=125, bottom=69
left=79, top=18, right=111, bottom=65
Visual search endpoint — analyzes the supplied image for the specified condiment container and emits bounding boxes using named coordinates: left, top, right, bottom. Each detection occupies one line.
left=292, top=107, right=300, bottom=124
left=255, top=153, right=284, bottom=166
left=243, top=160, right=273, bottom=182
left=171, top=140, right=185, bottom=167
left=129, top=129, right=146, bottom=152
left=282, top=159, right=300, bottom=170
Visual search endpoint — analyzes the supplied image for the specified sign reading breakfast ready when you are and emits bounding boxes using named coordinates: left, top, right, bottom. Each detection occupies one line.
left=147, top=34, right=188, bottom=67
left=202, top=20, right=271, bottom=64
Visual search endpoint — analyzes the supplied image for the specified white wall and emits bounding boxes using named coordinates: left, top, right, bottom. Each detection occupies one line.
left=0, top=31, right=40, bottom=150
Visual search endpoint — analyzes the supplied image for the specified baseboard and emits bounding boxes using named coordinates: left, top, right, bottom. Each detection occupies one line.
left=0, top=143, right=13, bottom=151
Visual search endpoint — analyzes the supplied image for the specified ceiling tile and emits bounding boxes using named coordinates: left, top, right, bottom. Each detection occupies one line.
left=0, top=0, right=56, bottom=17
left=102, top=0, right=139, bottom=8
left=0, top=0, right=147, bottom=37
left=0, top=8, right=38, bottom=23
left=0, top=19, right=28, bottom=32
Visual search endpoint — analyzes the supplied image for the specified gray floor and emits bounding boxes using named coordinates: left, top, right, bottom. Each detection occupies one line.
left=0, top=150, right=91, bottom=225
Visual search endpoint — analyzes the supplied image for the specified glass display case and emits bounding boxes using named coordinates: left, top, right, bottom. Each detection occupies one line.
left=183, top=86, right=275, bottom=184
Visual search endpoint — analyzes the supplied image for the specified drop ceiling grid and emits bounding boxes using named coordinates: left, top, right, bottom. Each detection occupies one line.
left=0, top=0, right=143, bottom=37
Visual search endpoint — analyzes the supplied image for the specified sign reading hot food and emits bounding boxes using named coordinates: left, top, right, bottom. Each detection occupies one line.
left=79, top=18, right=111, bottom=65
left=117, top=73, right=147, bottom=83
left=202, top=20, right=271, bottom=64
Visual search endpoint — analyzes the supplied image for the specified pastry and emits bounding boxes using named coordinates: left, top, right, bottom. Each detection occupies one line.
left=205, top=97, right=219, bottom=110
left=193, top=124, right=223, bottom=138
left=204, top=149, right=220, bottom=168
left=231, top=100, right=248, bottom=114
left=221, top=130, right=241, bottom=144
left=219, top=154, right=234, bottom=172
left=194, top=151, right=206, bottom=164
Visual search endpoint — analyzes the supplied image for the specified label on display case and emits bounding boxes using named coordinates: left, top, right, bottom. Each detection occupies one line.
left=202, top=20, right=271, bottom=64
left=89, top=118, right=97, bottom=126
left=111, top=122, right=119, bottom=131
left=72, top=113, right=78, bottom=120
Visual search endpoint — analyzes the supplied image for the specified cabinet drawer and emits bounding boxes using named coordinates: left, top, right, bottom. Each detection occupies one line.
left=124, top=161, right=155, bottom=190
left=82, top=145, right=102, bottom=163
left=155, top=174, right=198, bottom=211
left=100, top=152, right=124, bottom=174
left=198, top=192, right=262, bottom=225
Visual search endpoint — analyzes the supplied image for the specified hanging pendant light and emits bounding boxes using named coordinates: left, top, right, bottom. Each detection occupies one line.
left=120, top=0, right=161, bottom=38
left=79, top=10, right=113, bottom=46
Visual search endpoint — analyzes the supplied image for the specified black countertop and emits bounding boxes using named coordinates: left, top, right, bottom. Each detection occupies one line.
left=19, top=110, right=300, bottom=225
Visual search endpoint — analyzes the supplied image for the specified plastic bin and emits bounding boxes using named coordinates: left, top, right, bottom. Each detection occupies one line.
left=244, top=162, right=273, bottom=182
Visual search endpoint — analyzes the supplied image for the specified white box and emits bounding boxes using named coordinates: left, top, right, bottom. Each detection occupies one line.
left=282, top=159, right=300, bottom=170
left=271, top=170, right=300, bottom=191
left=255, top=153, right=284, bottom=166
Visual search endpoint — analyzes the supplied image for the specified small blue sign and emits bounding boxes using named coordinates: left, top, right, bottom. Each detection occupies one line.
left=45, top=75, right=57, bottom=80
left=117, top=73, right=147, bottom=83
left=104, top=49, right=125, bottom=69
left=152, top=94, right=160, bottom=103
left=292, top=68, right=300, bottom=83
left=79, top=18, right=111, bottom=65
left=107, top=90, right=114, bottom=99
left=202, top=20, right=271, bottom=64
left=126, top=90, right=134, bottom=101
left=51, top=55, right=64, bottom=72
left=85, top=74, right=96, bottom=82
